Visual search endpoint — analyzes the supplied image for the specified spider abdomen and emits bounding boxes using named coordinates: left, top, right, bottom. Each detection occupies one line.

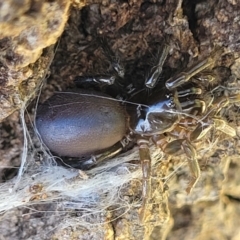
left=36, top=90, right=128, bottom=157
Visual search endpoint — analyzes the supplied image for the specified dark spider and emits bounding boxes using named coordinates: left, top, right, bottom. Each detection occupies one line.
left=36, top=38, right=239, bottom=221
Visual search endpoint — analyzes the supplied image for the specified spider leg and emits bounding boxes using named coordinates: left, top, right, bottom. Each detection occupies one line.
left=181, top=139, right=200, bottom=194
left=62, top=135, right=133, bottom=170
left=145, top=44, right=170, bottom=89
left=177, top=99, right=206, bottom=114
left=160, top=138, right=200, bottom=194
left=189, top=121, right=213, bottom=141
left=177, top=87, right=202, bottom=97
left=212, top=93, right=240, bottom=112
left=189, top=93, right=240, bottom=139
left=194, top=71, right=216, bottom=83
left=137, top=139, right=152, bottom=222
left=189, top=117, right=236, bottom=141
left=75, top=36, right=127, bottom=89
left=74, top=75, right=116, bottom=87
left=174, top=85, right=205, bottom=115
left=64, top=143, right=123, bottom=170
left=98, top=36, right=125, bottom=78
left=165, top=47, right=223, bottom=90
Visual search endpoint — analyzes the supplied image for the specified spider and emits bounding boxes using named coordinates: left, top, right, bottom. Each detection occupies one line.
left=36, top=38, right=239, bottom=221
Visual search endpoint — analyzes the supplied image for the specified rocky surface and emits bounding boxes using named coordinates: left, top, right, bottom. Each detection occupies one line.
left=0, top=0, right=240, bottom=239
left=0, top=0, right=70, bottom=121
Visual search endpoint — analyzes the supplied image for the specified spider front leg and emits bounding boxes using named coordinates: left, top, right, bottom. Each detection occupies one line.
left=165, top=47, right=224, bottom=90
left=137, top=139, right=152, bottom=222
left=74, top=75, right=116, bottom=87
left=98, top=36, right=125, bottom=78
left=145, top=44, right=170, bottom=89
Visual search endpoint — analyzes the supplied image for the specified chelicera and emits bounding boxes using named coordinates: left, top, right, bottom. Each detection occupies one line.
left=36, top=39, right=240, bottom=221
